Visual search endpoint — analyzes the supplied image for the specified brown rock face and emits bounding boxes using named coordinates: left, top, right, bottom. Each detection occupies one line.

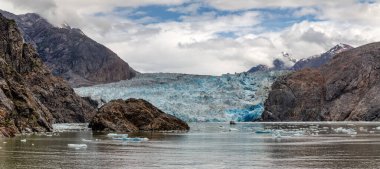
left=262, top=42, right=380, bottom=121
left=0, top=10, right=137, bottom=87
left=89, top=99, right=190, bottom=132
left=0, top=14, right=95, bottom=137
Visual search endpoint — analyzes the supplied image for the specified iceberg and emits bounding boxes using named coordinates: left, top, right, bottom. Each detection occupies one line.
left=75, top=71, right=284, bottom=122
left=255, top=130, right=272, bottom=134
left=68, top=144, right=87, bottom=149
left=121, top=137, right=149, bottom=142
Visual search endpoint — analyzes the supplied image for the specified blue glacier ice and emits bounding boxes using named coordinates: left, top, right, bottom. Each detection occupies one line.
left=75, top=71, right=285, bottom=122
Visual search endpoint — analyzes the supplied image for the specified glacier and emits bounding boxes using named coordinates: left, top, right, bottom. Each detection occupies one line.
left=74, top=71, right=285, bottom=122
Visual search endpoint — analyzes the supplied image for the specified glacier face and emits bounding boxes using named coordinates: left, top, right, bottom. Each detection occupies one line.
left=75, top=72, right=285, bottom=122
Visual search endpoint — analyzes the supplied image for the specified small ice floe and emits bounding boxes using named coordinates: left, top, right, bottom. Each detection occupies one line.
left=20, top=139, right=27, bottom=143
left=322, top=127, right=329, bottom=130
left=255, top=130, right=272, bottom=134
left=107, top=133, right=128, bottom=138
left=334, top=127, right=357, bottom=136
left=359, top=127, right=368, bottom=132
left=2, top=142, right=6, bottom=144
left=293, top=132, right=304, bottom=137
left=376, top=126, right=380, bottom=130
left=68, top=144, right=87, bottom=150
left=272, top=131, right=282, bottom=139
left=229, top=128, right=239, bottom=132
left=369, top=131, right=375, bottom=134
left=122, top=137, right=149, bottom=142
left=31, top=143, right=34, bottom=146
left=81, top=139, right=92, bottom=142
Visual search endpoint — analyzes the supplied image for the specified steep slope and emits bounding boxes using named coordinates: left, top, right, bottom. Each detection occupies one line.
left=292, top=44, right=353, bottom=70
left=0, top=10, right=136, bottom=87
left=262, top=42, right=380, bottom=121
left=0, top=14, right=95, bottom=137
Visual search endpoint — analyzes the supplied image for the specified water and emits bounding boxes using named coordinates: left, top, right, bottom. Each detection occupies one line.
left=1, top=122, right=380, bottom=169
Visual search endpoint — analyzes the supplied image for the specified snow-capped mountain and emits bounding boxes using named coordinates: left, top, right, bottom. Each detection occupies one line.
left=75, top=72, right=285, bottom=122
left=292, top=43, right=353, bottom=70
left=248, top=44, right=353, bottom=73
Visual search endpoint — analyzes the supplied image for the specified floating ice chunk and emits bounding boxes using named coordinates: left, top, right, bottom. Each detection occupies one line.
left=2, top=142, right=6, bottom=144
left=370, top=131, right=375, bottom=134
left=122, top=137, right=149, bottom=142
left=32, top=144, right=34, bottom=146
left=334, top=127, right=356, bottom=135
left=376, top=127, right=380, bottom=130
left=81, top=139, right=92, bottom=142
left=322, top=127, right=329, bottom=130
left=68, top=144, right=87, bottom=149
left=272, top=131, right=281, bottom=139
left=229, top=128, right=239, bottom=132
left=20, top=139, right=26, bottom=143
left=293, top=132, right=304, bottom=137
left=255, top=130, right=271, bottom=134
left=107, top=133, right=128, bottom=138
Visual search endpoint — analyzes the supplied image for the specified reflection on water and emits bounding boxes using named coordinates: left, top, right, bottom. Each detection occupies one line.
left=1, top=122, right=380, bottom=169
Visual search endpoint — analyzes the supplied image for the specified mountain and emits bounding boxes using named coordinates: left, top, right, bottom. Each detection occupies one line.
left=0, top=14, right=95, bottom=137
left=248, top=44, right=353, bottom=73
left=292, top=44, right=353, bottom=70
left=262, top=42, right=380, bottom=121
left=0, top=10, right=137, bottom=87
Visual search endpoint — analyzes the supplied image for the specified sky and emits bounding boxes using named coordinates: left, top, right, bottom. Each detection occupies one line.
left=1, top=0, right=380, bottom=75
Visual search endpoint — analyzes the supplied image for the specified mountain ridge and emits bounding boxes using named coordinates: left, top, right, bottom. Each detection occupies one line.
left=0, top=10, right=137, bottom=87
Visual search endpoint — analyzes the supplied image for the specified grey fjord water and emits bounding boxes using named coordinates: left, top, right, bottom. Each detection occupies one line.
left=1, top=122, right=380, bottom=169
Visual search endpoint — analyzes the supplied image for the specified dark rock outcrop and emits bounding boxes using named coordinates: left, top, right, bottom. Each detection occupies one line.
left=262, top=42, right=380, bottom=121
left=0, top=10, right=137, bottom=87
left=89, top=99, right=190, bottom=132
left=0, top=14, right=95, bottom=137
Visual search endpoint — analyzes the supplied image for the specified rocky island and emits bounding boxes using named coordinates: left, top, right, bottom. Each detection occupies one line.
left=90, top=99, right=190, bottom=132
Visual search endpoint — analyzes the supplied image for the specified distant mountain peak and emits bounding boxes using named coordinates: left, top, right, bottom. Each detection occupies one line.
left=327, top=43, right=353, bottom=55
left=291, top=43, right=354, bottom=70
left=281, top=51, right=297, bottom=63
left=61, top=23, right=71, bottom=29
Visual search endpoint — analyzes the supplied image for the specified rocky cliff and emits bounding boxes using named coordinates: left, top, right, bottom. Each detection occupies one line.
left=262, top=42, right=380, bottom=121
left=0, top=10, right=137, bottom=87
left=89, top=99, right=190, bottom=132
left=0, top=14, right=95, bottom=137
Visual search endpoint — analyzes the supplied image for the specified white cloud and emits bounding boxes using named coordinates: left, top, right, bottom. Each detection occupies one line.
left=1, top=0, right=380, bottom=75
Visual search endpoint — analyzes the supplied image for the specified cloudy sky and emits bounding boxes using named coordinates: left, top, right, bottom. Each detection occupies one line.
left=1, top=0, right=380, bottom=75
